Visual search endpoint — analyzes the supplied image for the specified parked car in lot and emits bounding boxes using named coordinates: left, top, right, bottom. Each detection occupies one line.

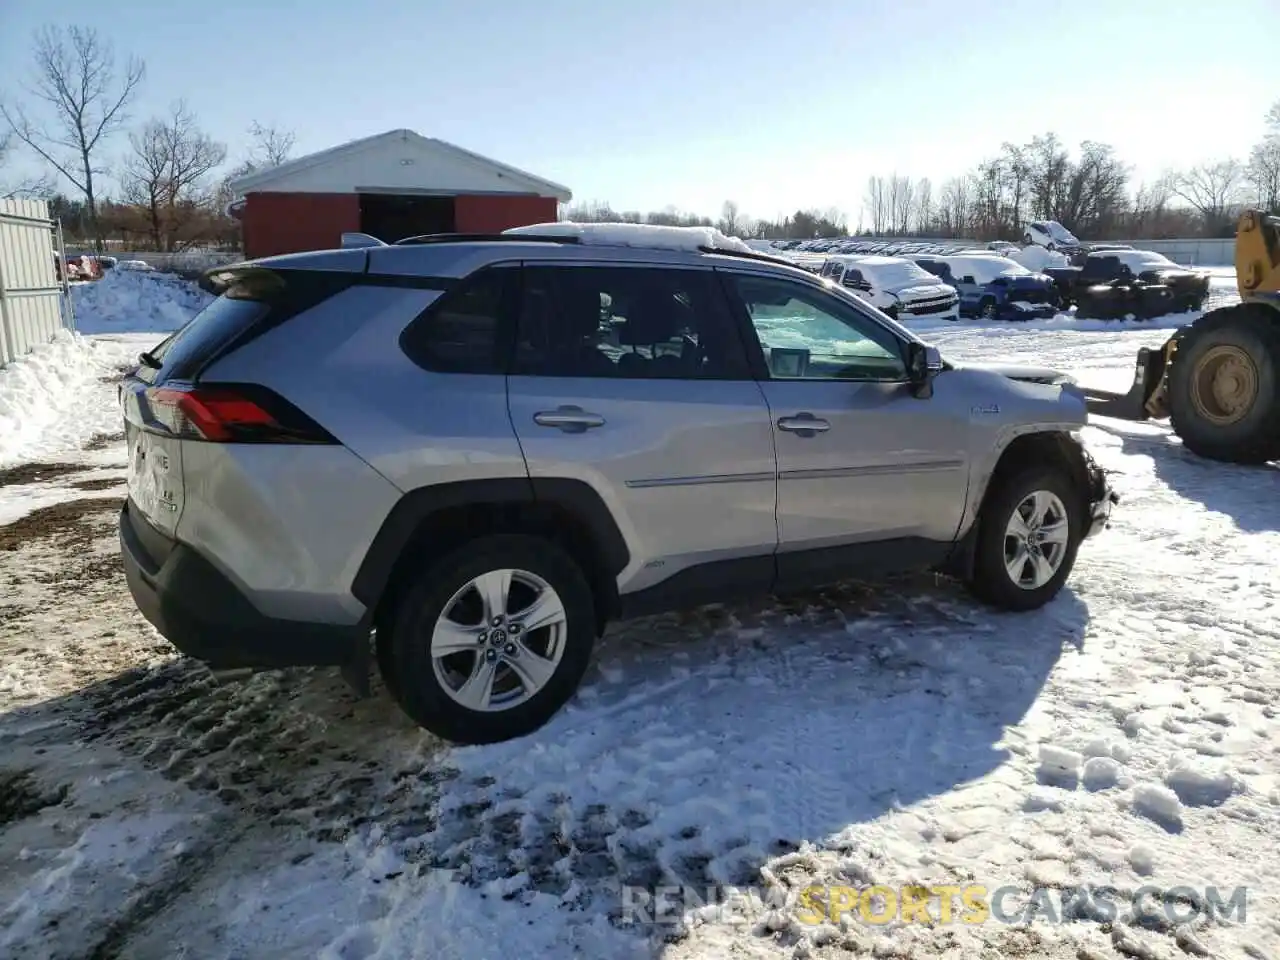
left=1044, top=249, right=1211, bottom=319
left=1023, top=220, right=1082, bottom=253
left=819, top=254, right=959, bottom=321
left=117, top=223, right=1116, bottom=744
left=912, top=254, right=1060, bottom=321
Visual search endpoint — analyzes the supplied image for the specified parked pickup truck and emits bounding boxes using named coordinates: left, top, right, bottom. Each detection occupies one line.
left=912, top=254, right=1060, bottom=321
left=1044, top=249, right=1211, bottom=320
left=820, top=254, right=960, bottom=321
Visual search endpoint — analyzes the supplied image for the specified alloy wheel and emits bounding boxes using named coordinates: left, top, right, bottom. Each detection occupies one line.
left=430, top=568, right=568, bottom=712
left=1003, top=490, right=1070, bottom=589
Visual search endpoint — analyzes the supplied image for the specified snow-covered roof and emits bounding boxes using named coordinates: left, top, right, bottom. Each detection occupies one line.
left=502, top=221, right=753, bottom=253
left=228, top=129, right=572, bottom=201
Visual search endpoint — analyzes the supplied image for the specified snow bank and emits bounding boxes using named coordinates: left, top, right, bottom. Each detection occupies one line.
left=72, top=269, right=212, bottom=335
left=0, top=331, right=139, bottom=467
left=502, top=220, right=753, bottom=253
left=1006, top=245, right=1069, bottom=271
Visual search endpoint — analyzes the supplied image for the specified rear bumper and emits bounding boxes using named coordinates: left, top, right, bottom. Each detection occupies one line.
left=119, top=500, right=365, bottom=669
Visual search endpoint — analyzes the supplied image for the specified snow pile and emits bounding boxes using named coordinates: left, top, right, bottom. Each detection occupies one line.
left=1009, top=245, right=1069, bottom=271
left=0, top=331, right=139, bottom=466
left=502, top=220, right=753, bottom=253
left=72, top=268, right=212, bottom=335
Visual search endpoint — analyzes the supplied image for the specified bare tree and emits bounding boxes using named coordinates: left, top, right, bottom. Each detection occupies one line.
left=889, top=175, right=915, bottom=234
left=227, top=120, right=297, bottom=182
left=1173, top=160, right=1244, bottom=233
left=1, top=26, right=144, bottom=246
left=1248, top=139, right=1280, bottom=213
left=0, top=131, right=52, bottom=198
left=123, top=101, right=227, bottom=251
left=913, top=177, right=933, bottom=234
left=863, top=176, right=889, bottom=234
left=249, top=121, right=294, bottom=168
left=938, top=176, right=971, bottom=238
left=718, top=200, right=742, bottom=237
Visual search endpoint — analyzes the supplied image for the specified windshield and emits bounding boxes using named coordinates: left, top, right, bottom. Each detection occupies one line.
left=1045, top=221, right=1076, bottom=242
left=857, top=259, right=938, bottom=289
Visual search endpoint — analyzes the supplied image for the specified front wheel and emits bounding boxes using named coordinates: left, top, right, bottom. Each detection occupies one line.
left=384, top=534, right=597, bottom=744
left=967, top=467, right=1082, bottom=611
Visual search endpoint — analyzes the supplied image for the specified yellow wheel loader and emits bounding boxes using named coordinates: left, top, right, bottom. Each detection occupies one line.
left=1083, top=209, right=1280, bottom=464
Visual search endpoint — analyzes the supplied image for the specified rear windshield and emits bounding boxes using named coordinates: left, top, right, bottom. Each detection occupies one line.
left=137, top=295, right=269, bottom=384
left=134, top=269, right=352, bottom=384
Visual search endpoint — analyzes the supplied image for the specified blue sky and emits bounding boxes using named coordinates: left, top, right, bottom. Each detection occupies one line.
left=1, top=0, right=1274, bottom=224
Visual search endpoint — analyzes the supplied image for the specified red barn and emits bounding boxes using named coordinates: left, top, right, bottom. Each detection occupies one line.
left=227, top=129, right=572, bottom=259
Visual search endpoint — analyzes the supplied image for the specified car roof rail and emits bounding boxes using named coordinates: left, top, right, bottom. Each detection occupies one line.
left=392, top=232, right=581, bottom=246
left=695, top=245, right=795, bottom=265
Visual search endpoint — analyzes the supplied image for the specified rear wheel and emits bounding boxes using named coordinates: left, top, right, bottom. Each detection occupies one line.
left=967, top=466, right=1082, bottom=611
left=1168, top=304, right=1280, bottom=464
left=979, top=298, right=998, bottom=320
left=384, top=534, right=597, bottom=744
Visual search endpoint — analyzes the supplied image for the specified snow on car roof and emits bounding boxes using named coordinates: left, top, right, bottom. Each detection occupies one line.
left=502, top=221, right=753, bottom=254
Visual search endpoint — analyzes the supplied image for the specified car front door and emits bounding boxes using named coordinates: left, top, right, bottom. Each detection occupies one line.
left=506, top=263, right=779, bottom=605
left=718, top=270, right=971, bottom=589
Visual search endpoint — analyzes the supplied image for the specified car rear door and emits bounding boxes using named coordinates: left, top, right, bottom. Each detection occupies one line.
left=505, top=262, right=779, bottom=601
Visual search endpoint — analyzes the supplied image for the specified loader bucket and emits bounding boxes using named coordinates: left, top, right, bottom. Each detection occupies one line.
left=1083, top=347, right=1166, bottom=421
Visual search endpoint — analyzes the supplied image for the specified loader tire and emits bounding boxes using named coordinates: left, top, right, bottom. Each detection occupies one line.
left=1167, top=304, right=1280, bottom=464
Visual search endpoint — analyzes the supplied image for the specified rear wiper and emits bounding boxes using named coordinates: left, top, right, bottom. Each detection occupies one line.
left=138, top=350, right=162, bottom=370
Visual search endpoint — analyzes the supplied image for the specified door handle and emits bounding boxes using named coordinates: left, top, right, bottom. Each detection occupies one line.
left=533, top=405, right=606, bottom=432
left=777, top=413, right=830, bottom=435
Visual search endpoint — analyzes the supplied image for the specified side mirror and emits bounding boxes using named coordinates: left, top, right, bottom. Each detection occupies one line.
left=907, top=342, right=943, bottom=398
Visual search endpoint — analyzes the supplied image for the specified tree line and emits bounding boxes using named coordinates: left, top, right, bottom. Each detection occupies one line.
left=0, top=26, right=291, bottom=252
left=860, top=108, right=1280, bottom=242
left=574, top=107, right=1280, bottom=243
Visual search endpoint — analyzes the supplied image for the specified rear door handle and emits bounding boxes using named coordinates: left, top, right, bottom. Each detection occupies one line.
left=777, top=413, right=830, bottom=435
left=533, top=405, right=606, bottom=432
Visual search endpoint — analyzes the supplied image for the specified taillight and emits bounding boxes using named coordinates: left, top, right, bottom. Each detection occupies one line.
left=141, top=383, right=337, bottom=444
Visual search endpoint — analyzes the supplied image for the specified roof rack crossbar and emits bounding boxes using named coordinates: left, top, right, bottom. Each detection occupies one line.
left=392, top=232, right=581, bottom=246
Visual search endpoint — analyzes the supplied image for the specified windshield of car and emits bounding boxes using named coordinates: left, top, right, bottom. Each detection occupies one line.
left=1045, top=221, right=1076, bottom=242
left=855, top=258, right=938, bottom=289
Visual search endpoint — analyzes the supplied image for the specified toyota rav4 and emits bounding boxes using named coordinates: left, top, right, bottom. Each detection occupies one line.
left=118, top=223, right=1116, bottom=745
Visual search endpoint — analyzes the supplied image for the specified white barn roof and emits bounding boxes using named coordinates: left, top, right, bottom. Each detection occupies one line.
left=228, top=129, right=571, bottom=202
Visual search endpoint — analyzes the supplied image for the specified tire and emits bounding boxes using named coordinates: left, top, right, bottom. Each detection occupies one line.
left=384, top=534, right=597, bottom=744
left=967, top=466, right=1083, bottom=612
left=1023, top=234, right=1034, bottom=245
left=1167, top=304, right=1280, bottom=464
left=979, top=298, right=998, bottom=320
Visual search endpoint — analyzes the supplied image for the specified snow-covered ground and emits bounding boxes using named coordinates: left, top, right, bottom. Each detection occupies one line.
left=71, top=267, right=213, bottom=336
left=1, top=267, right=1278, bottom=960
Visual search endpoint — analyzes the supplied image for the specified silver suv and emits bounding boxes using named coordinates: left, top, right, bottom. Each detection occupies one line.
left=118, top=225, right=1116, bottom=745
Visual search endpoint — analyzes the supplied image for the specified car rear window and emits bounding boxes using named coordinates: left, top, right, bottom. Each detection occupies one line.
left=138, top=296, right=270, bottom=384
left=136, top=269, right=354, bottom=384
